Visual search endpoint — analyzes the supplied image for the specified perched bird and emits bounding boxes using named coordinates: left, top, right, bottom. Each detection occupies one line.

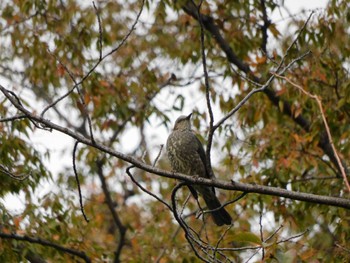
left=166, top=113, right=232, bottom=226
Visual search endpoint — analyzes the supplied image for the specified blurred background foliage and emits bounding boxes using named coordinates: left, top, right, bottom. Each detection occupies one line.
left=0, top=0, right=349, bottom=261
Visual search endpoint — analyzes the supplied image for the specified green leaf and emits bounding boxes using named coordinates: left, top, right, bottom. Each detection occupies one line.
left=232, top=232, right=262, bottom=245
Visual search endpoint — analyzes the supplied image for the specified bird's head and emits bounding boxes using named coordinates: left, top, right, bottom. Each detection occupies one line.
left=173, top=113, right=192, bottom=131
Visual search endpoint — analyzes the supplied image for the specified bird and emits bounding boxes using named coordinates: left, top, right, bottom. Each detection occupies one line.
left=166, top=113, right=232, bottom=226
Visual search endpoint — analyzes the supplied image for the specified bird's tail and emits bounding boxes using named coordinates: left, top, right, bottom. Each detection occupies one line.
left=202, top=189, right=232, bottom=226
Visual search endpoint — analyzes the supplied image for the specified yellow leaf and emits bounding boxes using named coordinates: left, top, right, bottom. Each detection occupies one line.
left=269, top=23, right=281, bottom=38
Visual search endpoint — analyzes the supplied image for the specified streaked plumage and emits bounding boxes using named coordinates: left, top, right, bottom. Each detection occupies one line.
left=166, top=114, right=232, bottom=226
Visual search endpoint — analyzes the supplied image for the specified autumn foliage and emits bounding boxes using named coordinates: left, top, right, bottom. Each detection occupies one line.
left=0, top=0, right=350, bottom=262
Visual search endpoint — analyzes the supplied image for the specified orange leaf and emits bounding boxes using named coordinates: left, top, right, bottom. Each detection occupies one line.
left=56, top=64, right=65, bottom=77
left=100, top=80, right=110, bottom=88
left=256, top=56, right=267, bottom=65
left=276, top=87, right=287, bottom=96
left=13, top=216, right=22, bottom=228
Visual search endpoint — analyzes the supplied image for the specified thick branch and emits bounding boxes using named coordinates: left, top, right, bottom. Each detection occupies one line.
left=1, top=84, right=349, bottom=209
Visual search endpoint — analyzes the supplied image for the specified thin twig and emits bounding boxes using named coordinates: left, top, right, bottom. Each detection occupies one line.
left=152, top=144, right=163, bottom=167
left=155, top=226, right=182, bottom=262
left=335, top=243, right=350, bottom=254
left=0, top=114, right=27, bottom=122
left=230, top=65, right=263, bottom=87
left=0, top=164, right=30, bottom=181
left=259, top=201, right=265, bottom=260
left=277, top=228, right=309, bottom=244
left=0, top=11, right=41, bottom=33
left=45, top=49, right=96, bottom=144
left=213, top=49, right=311, bottom=132
left=126, top=165, right=173, bottom=211
left=264, top=225, right=283, bottom=243
left=101, top=0, right=145, bottom=60
left=93, top=1, right=103, bottom=60
left=200, top=192, right=247, bottom=217
left=0, top=232, right=91, bottom=263
left=40, top=0, right=145, bottom=118
left=194, top=0, right=215, bottom=177
left=72, top=141, right=89, bottom=222
left=213, top=224, right=233, bottom=261
left=171, top=182, right=211, bottom=263
left=276, top=11, right=314, bottom=73
left=245, top=247, right=262, bottom=263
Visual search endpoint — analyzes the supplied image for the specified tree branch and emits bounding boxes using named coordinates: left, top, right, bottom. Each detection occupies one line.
left=180, top=2, right=348, bottom=176
left=72, top=141, right=90, bottom=222
left=95, top=159, right=127, bottom=263
left=259, top=0, right=271, bottom=54
left=193, top=0, right=215, bottom=178
left=171, top=182, right=211, bottom=263
left=1, top=85, right=349, bottom=210
left=126, top=165, right=173, bottom=211
left=0, top=232, right=91, bottom=263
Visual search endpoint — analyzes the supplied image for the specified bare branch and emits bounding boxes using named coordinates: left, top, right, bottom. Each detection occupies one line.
left=0, top=164, right=30, bottom=181
left=213, top=224, right=233, bottom=260
left=264, top=225, right=283, bottom=243
left=0, top=114, right=27, bottom=122
left=45, top=49, right=96, bottom=144
left=40, top=0, right=145, bottom=120
left=0, top=232, right=91, bottom=263
left=335, top=243, right=350, bottom=254
left=126, top=165, right=173, bottom=211
left=259, top=203, right=265, bottom=260
left=213, top=50, right=311, bottom=131
left=171, top=182, right=211, bottom=263
left=193, top=0, right=215, bottom=177
left=199, top=192, right=247, bottom=217
left=101, top=0, right=145, bottom=60
left=152, top=144, right=163, bottom=167
left=277, top=229, right=309, bottom=244
left=259, top=0, right=271, bottom=54
left=72, top=141, right=89, bottom=222
left=93, top=1, right=103, bottom=60
left=277, top=11, right=314, bottom=72
left=1, top=85, right=350, bottom=210
left=0, top=11, right=41, bottom=33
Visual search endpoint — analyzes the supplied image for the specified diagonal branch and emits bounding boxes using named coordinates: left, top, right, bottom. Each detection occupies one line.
left=1, top=85, right=350, bottom=209
left=0, top=232, right=91, bottom=263
left=40, top=0, right=145, bottom=118
left=0, top=164, right=30, bottom=181
left=126, top=165, right=173, bottom=211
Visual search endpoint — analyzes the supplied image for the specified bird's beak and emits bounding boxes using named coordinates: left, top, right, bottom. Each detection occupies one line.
left=186, top=113, right=192, bottom=119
